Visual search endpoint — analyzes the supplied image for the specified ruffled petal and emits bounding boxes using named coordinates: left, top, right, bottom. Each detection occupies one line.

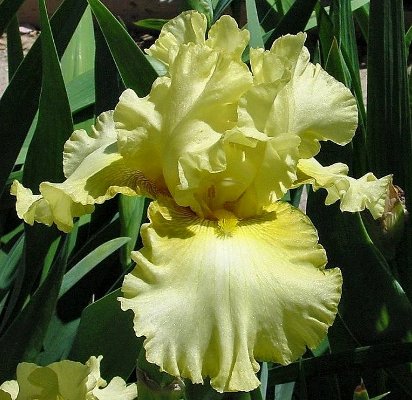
left=239, top=34, right=357, bottom=159
left=114, top=86, right=166, bottom=192
left=271, top=59, right=358, bottom=158
left=296, top=158, right=392, bottom=219
left=146, top=11, right=207, bottom=66
left=120, top=200, right=342, bottom=392
left=63, top=111, right=117, bottom=178
left=206, top=15, right=249, bottom=58
left=229, top=133, right=301, bottom=217
left=85, top=356, right=137, bottom=400
left=16, top=360, right=90, bottom=399
left=11, top=112, right=152, bottom=232
left=92, top=377, right=137, bottom=400
left=155, top=42, right=252, bottom=213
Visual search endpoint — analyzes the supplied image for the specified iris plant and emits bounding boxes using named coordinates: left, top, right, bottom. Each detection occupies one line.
left=11, top=11, right=392, bottom=393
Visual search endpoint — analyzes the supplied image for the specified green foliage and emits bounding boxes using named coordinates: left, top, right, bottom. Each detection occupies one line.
left=0, top=0, right=411, bottom=399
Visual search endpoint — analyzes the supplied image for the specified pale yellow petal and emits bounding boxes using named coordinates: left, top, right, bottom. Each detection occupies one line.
left=155, top=43, right=252, bottom=213
left=92, top=378, right=137, bottom=400
left=16, top=361, right=90, bottom=400
left=239, top=34, right=358, bottom=160
left=206, top=15, right=249, bottom=58
left=11, top=112, right=153, bottom=232
left=114, top=86, right=166, bottom=193
left=120, top=200, right=342, bottom=392
left=146, top=11, right=207, bottom=66
left=230, top=134, right=301, bottom=217
left=296, top=158, right=392, bottom=219
left=63, top=111, right=117, bottom=178
left=0, top=381, right=18, bottom=400
left=271, top=62, right=358, bottom=158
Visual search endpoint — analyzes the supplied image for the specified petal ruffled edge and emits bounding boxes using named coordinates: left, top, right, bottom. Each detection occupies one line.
left=120, top=200, right=341, bottom=392
left=146, top=11, right=207, bottom=66
left=295, top=157, right=392, bottom=219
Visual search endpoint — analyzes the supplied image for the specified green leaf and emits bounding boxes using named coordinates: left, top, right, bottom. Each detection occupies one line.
left=0, top=0, right=26, bottom=35
left=267, top=342, right=412, bottom=386
left=184, top=0, right=213, bottom=26
left=61, top=6, right=95, bottom=83
left=15, top=0, right=73, bottom=322
left=367, top=0, right=411, bottom=190
left=93, top=18, right=124, bottom=114
left=213, top=0, right=236, bottom=21
left=274, top=382, right=295, bottom=400
left=22, top=0, right=73, bottom=189
left=69, top=289, right=141, bottom=380
left=0, top=235, right=69, bottom=381
left=6, top=15, right=23, bottom=80
left=406, top=25, right=412, bottom=59
left=263, top=0, right=317, bottom=48
left=36, top=316, right=80, bottom=365
left=59, top=237, right=130, bottom=297
left=119, top=196, right=147, bottom=269
left=354, top=4, right=370, bottom=42
left=66, top=69, right=96, bottom=113
left=246, top=0, right=264, bottom=49
left=184, top=381, right=224, bottom=400
left=0, top=235, right=24, bottom=306
left=134, top=18, right=168, bottom=31
left=0, top=0, right=87, bottom=197
left=367, top=0, right=412, bottom=299
left=88, top=0, right=158, bottom=96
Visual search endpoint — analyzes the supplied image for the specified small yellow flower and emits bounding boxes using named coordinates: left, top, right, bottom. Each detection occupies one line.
left=0, top=356, right=137, bottom=400
left=11, top=11, right=393, bottom=393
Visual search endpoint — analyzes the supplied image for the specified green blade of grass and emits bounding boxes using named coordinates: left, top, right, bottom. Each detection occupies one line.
left=88, top=0, right=158, bottom=96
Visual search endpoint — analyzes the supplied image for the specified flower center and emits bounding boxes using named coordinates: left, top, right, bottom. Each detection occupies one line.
left=213, top=209, right=238, bottom=237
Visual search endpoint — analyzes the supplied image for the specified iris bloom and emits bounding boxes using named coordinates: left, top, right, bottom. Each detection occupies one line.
left=11, top=11, right=392, bottom=393
left=0, top=356, right=137, bottom=399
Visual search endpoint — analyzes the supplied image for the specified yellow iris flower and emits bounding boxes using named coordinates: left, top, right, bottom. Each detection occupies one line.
left=0, top=356, right=137, bottom=399
left=11, top=11, right=392, bottom=393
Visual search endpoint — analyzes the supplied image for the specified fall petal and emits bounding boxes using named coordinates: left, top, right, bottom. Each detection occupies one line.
left=120, top=200, right=342, bottom=392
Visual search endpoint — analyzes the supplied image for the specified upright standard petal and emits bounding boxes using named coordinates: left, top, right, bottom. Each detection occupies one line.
left=120, top=200, right=342, bottom=392
left=153, top=42, right=252, bottom=214
left=205, top=15, right=249, bottom=58
left=296, top=158, right=392, bottom=219
left=146, top=11, right=207, bottom=66
left=240, top=34, right=358, bottom=159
